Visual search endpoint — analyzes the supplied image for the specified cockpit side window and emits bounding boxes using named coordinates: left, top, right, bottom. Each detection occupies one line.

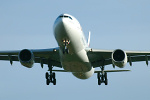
left=68, top=16, right=72, bottom=20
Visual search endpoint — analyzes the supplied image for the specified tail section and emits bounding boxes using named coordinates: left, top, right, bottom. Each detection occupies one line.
left=87, top=31, right=91, bottom=47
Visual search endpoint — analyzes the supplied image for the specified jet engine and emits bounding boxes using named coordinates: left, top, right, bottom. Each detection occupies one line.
left=112, top=49, right=127, bottom=68
left=18, top=49, right=34, bottom=68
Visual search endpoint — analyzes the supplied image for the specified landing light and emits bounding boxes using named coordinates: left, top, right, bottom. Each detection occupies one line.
left=53, top=49, right=57, bottom=52
left=89, top=49, right=92, bottom=52
left=63, top=40, right=65, bottom=43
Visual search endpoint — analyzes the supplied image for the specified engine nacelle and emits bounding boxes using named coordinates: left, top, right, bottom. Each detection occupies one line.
left=18, top=49, right=34, bottom=68
left=112, top=49, right=127, bottom=68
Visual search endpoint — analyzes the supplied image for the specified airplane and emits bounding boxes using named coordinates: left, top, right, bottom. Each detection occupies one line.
left=0, top=13, right=150, bottom=86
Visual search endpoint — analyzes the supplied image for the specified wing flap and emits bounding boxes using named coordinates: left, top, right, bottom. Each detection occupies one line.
left=0, top=55, right=18, bottom=61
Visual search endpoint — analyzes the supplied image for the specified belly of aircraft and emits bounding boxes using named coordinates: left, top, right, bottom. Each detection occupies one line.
left=62, top=61, right=91, bottom=72
left=60, top=49, right=91, bottom=72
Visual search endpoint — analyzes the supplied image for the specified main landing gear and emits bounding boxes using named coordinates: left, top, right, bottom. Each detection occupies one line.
left=45, top=64, right=56, bottom=85
left=62, top=39, right=70, bottom=54
left=97, top=66, right=108, bottom=85
left=45, top=72, right=56, bottom=85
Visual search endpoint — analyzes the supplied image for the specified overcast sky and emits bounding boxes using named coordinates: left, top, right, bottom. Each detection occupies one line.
left=0, top=0, right=150, bottom=100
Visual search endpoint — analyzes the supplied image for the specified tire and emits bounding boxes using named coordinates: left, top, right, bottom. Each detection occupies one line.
left=53, top=79, right=56, bottom=85
left=104, top=72, right=107, bottom=80
left=52, top=73, right=56, bottom=79
left=105, top=79, right=108, bottom=85
left=46, top=79, right=50, bottom=85
left=45, top=72, right=49, bottom=80
left=97, top=73, right=100, bottom=79
left=66, top=49, right=69, bottom=54
left=101, top=75, right=104, bottom=81
left=98, top=79, right=101, bottom=85
left=63, top=50, right=65, bottom=54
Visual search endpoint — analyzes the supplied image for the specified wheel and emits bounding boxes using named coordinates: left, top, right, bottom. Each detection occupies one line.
left=63, top=48, right=69, bottom=54
left=46, top=79, right=50, bottom=85
left=45, top=72, right=49, bottom=80
left=105, top=79, right=108, bottom=85
left=53, top=79, right=56, bottom=85
left=97, top=73, right=100, bottom=79
left=66, top=49, right=69, bottom=54
left=101, top=75, right=104, bottom=81
left=52, top=72, right=56, bottom=79
left=104, top=72, right=107, bottom=80
left=98, top=78, right=101, bottom=85
left=63, top=49, right=65, bottom=54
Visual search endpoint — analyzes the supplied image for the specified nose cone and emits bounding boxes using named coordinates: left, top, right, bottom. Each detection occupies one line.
left=53, top=13, right=74, bottom=35
left=53, top=18, right=67, bottom=35
left=53, top=16, right=72, bottom=45
left=53, top=13, right=73, bottom=31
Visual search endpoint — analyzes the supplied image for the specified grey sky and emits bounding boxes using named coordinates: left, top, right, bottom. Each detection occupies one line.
left=0, top=0, right=150, bottom=100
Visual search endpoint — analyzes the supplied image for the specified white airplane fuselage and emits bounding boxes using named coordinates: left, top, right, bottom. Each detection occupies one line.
left=53, top=14, right=94, bottom=79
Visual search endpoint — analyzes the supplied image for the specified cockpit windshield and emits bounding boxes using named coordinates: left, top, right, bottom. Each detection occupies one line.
left=59, top=15, right=72, bottom=20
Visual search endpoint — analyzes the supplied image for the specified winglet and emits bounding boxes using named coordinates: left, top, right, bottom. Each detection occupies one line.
left=87, top=31, right=91, bottom=47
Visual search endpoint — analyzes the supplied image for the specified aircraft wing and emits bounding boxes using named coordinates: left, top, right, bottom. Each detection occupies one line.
left=86, top=48, right=150, bottom=68
left=0, top=47, right=62, bottom=68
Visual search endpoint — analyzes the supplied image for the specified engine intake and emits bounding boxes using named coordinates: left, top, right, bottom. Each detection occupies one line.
left=112, top=49, right=127, bottom=68
left=18, top=49, right=34, bottom=68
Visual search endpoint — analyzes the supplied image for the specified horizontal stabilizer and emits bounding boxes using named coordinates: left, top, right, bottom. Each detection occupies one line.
left=94, top=70, right=130, bottom=73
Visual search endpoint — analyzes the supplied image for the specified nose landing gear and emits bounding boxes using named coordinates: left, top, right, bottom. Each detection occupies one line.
left=62, top=39, right=70, bottom=54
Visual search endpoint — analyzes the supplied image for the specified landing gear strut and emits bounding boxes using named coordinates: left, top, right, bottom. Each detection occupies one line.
left=62, top=39, right=70, bottom=54
left=97, top=66, right=108, bottom=85
left=45, top=63, right=56, bottom=85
